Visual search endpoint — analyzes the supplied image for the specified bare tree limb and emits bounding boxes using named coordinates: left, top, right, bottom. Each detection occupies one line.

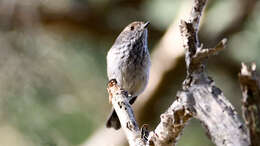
left=147, top=91, right=193, bottom=146
left=106, top=80, right=195, bottom=146
left=85, top=0, right=252, bottom=145
left=239, top=63, right=260, bottom=146
left=107, top=79, right=145, bottom=146
left=177, top=0, right=250, bottom=145
left=179, top=0, right=207, bottom=75
left=200, top=0, right=258, bottom=84
left=145, top=1, right=208, bottom=145
left=192, top=38, right=227, bottom=64
left=105, top=0, right=251, bottom=145
left=83, top=1, right=195, bottom=145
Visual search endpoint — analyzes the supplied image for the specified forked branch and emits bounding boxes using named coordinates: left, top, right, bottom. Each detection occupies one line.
left=107, top=0, right=250, bottom=146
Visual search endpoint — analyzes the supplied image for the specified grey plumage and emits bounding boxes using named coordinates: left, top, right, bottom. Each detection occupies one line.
left=106, top=21, right=151, bottom=130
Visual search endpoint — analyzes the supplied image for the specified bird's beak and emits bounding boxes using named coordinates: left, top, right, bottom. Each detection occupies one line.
left=143, top=21, right=150, bottom=28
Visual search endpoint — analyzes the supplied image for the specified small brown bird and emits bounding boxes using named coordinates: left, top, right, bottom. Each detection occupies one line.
left=106, top=21, right=151, bottom=130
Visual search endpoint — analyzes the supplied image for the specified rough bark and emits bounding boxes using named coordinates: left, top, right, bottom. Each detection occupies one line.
left=178, top=0, right=250, bottom=145
left=106, top=0, right=251, bottom=146
left=239, top=63, right=260, bottom=146
left=107, top=79, right=145, bottom=146
left=83, top=1, right=194, bottom=146
left=146, top=91, right=193, bottom=146
left=85, top=0, right=256, bottom=145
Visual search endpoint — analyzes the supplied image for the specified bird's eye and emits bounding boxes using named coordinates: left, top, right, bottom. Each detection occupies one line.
left=130, top=26, right=134, bottom=31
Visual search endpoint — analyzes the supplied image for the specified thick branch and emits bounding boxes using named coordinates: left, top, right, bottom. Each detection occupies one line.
left=106, top=0, right=250, bottom=145
left=147, top=91, right=193, bottom=146
left=107, top=80, right=145, bottom=146
left=178, top=0, right=250, bottom=145
left=88, top=0, right=252, bottom=145
left=145, top=1, right=208, bottom=145
left=189, top=84, right=249, bottom=146
left=239, top=63, right=260, bottom=146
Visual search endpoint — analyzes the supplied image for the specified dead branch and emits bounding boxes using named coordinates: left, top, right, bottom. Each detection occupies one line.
left=178, top=0, right=250, bottom=145
left=147, top=91, right=193, bottom=146
left=83, top=1, right=194, bottom=146
left=239, top=63, right=260, bottom=146
left=145, top=0, right=208, bottom=145
left=86, top=0, right=253, bottom=145
left=107, top=79, right=145, bottom=146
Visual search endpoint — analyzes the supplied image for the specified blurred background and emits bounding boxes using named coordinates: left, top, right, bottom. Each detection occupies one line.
left=0, top=0, right=259, bottom=145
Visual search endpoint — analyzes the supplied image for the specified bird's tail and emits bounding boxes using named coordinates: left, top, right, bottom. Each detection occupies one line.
left=106, top=96, right=137, bottom=130
left=106, top=108, right=121, bottom=130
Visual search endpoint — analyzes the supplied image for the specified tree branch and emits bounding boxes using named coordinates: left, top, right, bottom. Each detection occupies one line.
left=239, top=63, right=260, bottom=146
left=83, top=1, right=195, bottom=145
left=178, top=0, right=250, bottom=145
left=146, top=1, right=208, bottom=145
left=147, top=91, right=193, bottom=146
left=89, top=0, right=252, bottom=145
left=107, top=79, right=145, bottom=146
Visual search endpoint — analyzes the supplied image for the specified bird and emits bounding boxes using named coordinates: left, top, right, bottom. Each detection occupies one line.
left=106, top=21, right=151, bottom=130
